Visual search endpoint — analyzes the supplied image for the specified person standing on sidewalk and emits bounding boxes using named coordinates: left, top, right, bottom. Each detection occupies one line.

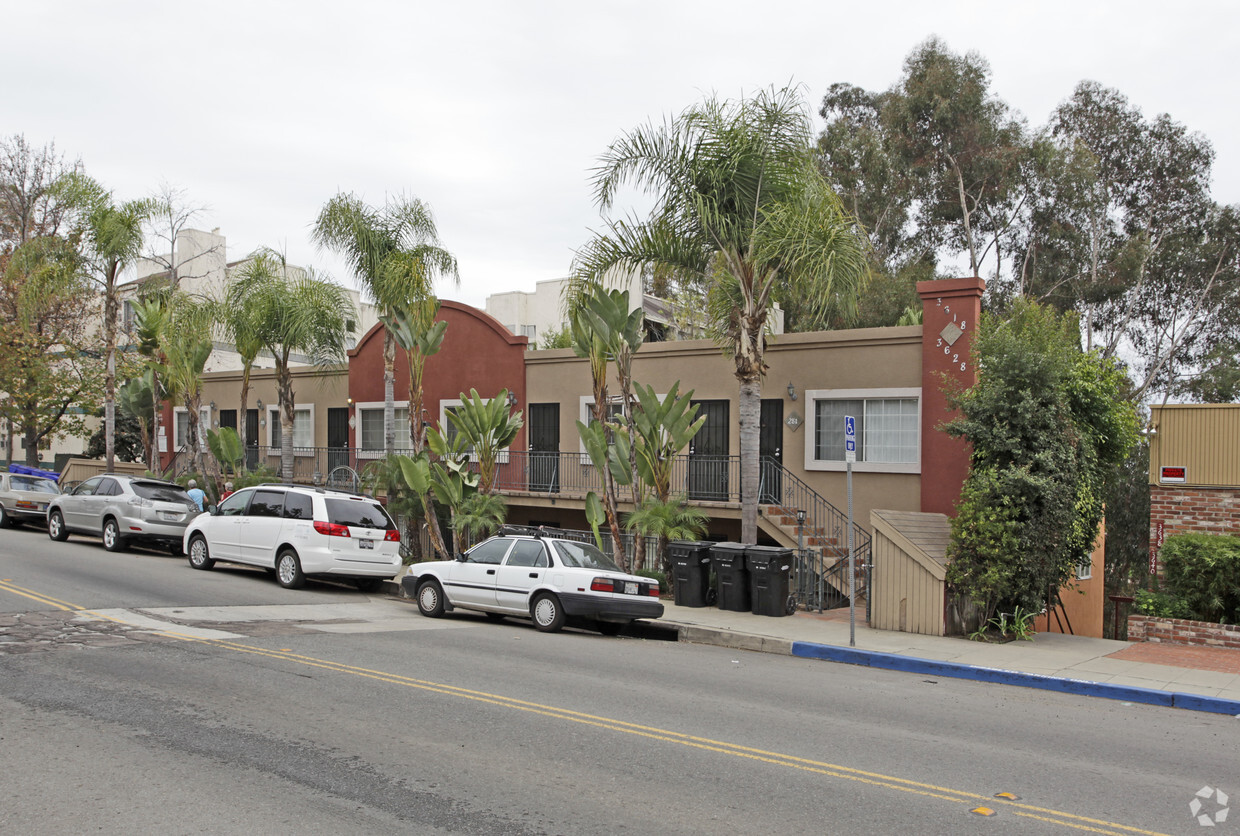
left=187, top=479, right=206, bottom=511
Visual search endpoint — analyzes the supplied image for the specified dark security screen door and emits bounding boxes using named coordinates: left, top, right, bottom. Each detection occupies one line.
left=245, top=409, right=259, bottom=469
left=528, top=403, right=559, bottom=493
left=219, top=410, right=238, bottom=431
left=688, top=400, right=729, bottom=502
left=760, top=399, right=783, bottom=504
left=327, top=408, right=349, bottom=471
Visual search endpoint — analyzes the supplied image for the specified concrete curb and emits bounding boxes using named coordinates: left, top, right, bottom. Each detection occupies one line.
left=791, top=642, right=1240, bottom=716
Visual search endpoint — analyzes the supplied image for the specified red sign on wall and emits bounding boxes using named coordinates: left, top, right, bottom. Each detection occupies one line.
left=1159, top=466, right=1187, bottom=483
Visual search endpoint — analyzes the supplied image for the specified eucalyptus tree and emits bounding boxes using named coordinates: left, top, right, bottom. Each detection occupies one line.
left=312, top=193, right=458, bottom=455
left=56, top=173, right=154, bottom=471
left=574, top=86, right=870, bottom=543
left=229, top=249, right=356, bottom=481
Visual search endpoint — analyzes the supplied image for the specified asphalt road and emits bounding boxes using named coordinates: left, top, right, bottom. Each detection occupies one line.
left=0, top=523, right=1234, bottom=835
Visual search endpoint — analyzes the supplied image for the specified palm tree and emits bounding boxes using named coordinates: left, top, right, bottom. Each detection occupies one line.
left=312, top=193, right=458, bottom=455
left=229, top=249, right=356, bottom=481
left=159, top=292, right=216, bottom=483
left=573, top=86, right=870, bottom=543
left=57, top=174, right=154, bottom=471
left=218, top=281, right=268, bottom=455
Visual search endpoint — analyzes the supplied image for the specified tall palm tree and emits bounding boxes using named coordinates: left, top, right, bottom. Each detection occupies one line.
left=218, top=281, right=267, bottom=455
left=312, top=193, right=458, bottom=456
left=159, top=292, right=215, bottom=482
left=57, top=173, right=154, bottom=471
left=229, top=249, right=356, bottom=481
left=573, top=86, right=871, bottom=543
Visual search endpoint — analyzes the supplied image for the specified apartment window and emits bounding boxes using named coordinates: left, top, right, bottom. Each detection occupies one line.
left=173, top=407, right=211, bottom=449
left=268, top=406, right=313, bottom=449
left=1076, top=558, right=1093, bottom=581
left=358, top=406, right=411, bottom=452
left=805, top=388, right=920, bottom=473
left=521, top=324, right=536, bottom=339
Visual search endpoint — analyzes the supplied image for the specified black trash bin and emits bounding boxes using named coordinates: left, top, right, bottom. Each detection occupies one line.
left=710, top=542, right=751, bottom=612
left=669, top=540, right=714, bottom=608
left=745, top=545, right=794, bottom=617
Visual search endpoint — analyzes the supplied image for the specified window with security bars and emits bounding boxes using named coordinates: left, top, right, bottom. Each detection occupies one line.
left=814, top=397, right=918, bottom=463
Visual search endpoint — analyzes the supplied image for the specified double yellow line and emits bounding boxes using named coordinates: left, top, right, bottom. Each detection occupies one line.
left=0, top=579, right=1170, bottom=835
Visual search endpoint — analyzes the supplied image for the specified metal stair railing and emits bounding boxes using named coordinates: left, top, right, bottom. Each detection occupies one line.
left=759, top=456, right=871, bottom=612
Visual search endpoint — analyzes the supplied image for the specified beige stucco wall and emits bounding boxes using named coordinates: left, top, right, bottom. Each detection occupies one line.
left=195, top=365, right=349, bottom=449
left=525, top=326, right=923, bottom=536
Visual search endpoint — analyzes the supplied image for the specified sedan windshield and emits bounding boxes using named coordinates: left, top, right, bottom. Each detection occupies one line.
left=551, top=540, right=621, bottom=571
left=11, top=476, right=58, bottom=494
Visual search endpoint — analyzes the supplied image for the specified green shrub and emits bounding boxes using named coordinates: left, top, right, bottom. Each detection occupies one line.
left=1132, top=589, right=1192, bottom=620
left=1160, top=533, right=1240, bottom=624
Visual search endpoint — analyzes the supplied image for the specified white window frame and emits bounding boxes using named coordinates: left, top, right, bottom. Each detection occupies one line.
left=577, top=396, right=628, bottom=455
left=804, top=387, right=922, bottom=474
left=441, top=399, right=509, bottom=464
left=356, top=400, right=414, bottom=459
left=1076, top=558, right=1093, bottom=581
left=173, top=406, right=211, bottom=449
left=267, top=403, right=315, bottom=454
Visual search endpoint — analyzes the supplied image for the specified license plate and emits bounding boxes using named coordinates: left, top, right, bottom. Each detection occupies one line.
left=624, top=581, right=638, bottom=595
left=161, top=511, right=178, bottom=521
left=358, top=539, right=374, bottom=550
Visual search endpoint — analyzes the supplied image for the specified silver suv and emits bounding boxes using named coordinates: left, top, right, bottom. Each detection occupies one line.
left=47, top=474, right=200, bottom=554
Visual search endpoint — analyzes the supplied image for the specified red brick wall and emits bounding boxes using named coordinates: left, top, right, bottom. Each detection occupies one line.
left=1148, top=485, right=1240, bottom=576
left=1127, top=615, right=1240, bottom=649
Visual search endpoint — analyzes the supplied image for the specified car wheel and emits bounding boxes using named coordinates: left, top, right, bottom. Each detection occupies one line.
left=0, top=504, right=10, bottom=528
left=415, top=580, right=445, bottom=617
left=48, top=510, right=68, bottom=542
left=354, top=577, right=385, bottom=593
left=596, top=620, right=627, bottom=636
left=102, top=518, right=128, bottom=552
left=187, top=535, right=215, bottom=570
left=275, top=549, right=305, bottom=589
left=531, top=593, right=565, bottom=633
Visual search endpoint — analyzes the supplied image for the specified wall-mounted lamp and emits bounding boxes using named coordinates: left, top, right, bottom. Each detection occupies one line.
left=208, top=400, right=216, bottom=412
left=346, top=397, right=354, bottom=406
left=787, top=382, right=798, bottom=401
left=1146, top=422, right=1159, bottom=436
left=796, top=508, right=806, bottom=526
left=256, top=398, right=263, bottom=411
left=506, top=391, right=519, bottom=408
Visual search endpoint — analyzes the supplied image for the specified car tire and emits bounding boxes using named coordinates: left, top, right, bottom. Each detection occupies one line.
left=354, top=577, right=385, bottom=593
left=0, top=505, right=10, bottom=528
left=102, top=518, right=128, bottom=552
left=531, top=593, right=565, bottom=633
left=596, top=620, right=627, bottom=636
left=48, top=510, right=69, bottom=542
left=187, top=535, right=215, bottom=570
left=275, top=549, right=306, bottom=589
left=415, top=579, right=445, bottom=618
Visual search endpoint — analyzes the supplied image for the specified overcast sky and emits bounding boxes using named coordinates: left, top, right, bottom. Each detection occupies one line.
left=7, top=1, right=1238, bottom=308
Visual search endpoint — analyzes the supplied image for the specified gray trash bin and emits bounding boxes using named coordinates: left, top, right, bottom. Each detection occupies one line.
left=745, top=545, right=794, bottom=617
left=710, top=542, right=751, bottom=612
left=670, top=540, right=714, bottom=608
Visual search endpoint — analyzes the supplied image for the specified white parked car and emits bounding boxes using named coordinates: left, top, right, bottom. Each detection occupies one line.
left=183, top=484, right=402, bottom=591
left=402, top=528, right=664, bottom=634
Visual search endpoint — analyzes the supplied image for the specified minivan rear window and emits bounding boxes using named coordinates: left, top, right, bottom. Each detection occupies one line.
left=325, top=498, right=395, bottom=530
left=133, top=481, right=193, bottom=503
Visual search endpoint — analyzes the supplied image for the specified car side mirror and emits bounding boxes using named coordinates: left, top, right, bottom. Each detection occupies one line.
left=454, top=553, right=466, bottom=562
left=207, top=505, right=219, bottom=515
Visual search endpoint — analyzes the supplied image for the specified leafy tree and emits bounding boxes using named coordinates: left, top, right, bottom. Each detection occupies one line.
left=228, top=249, right=356, bottom=480
left=0, top=135, right=78, bottom=247
left=575, top=86, right=869, bottom=543
left=313, top=193, right=458, bottom=455
left=944, top=299, right=1140, bottom=626
left=116, top=369, right=158, bottom=467
left=0, top=235, right=102, bottom=465
left=85, top=410, right=143, bottom=462
left=56, top=173, right=154, bottom=471
left=537, top=325, right=573, bottom=350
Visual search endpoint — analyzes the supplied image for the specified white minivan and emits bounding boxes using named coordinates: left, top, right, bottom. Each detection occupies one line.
left=183, top=484, right=402, bottom=590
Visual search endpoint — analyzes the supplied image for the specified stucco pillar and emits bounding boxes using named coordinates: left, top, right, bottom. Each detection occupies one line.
left=917, top=278, right=985, bottom=516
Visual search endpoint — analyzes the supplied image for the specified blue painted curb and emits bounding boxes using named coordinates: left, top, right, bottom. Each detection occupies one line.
left=791, top=642, right=1240, bottom=716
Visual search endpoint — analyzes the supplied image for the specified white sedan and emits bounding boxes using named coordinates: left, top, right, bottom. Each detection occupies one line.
left=402, top=529, right=663, bottom=634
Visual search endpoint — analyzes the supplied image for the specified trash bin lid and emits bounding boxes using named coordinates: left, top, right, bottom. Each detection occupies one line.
left=709, top=542, right=749, bottom=556
left=669, top=540, right=716, bottom=556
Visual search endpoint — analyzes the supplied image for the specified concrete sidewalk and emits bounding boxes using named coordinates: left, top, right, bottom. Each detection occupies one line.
left=655, top=602, right=1240, bottom=716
